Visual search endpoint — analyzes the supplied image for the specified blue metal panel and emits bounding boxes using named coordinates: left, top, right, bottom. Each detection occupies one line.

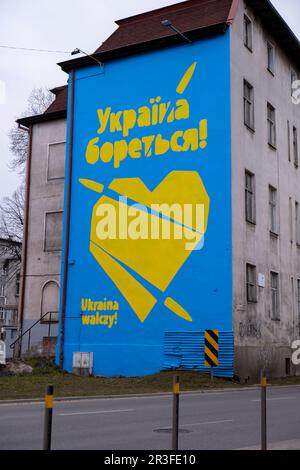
left=163, top=331, right=234, bottom=378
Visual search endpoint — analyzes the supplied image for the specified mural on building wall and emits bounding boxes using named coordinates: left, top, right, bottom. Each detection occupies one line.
left=58, top=34, right=233, bottom=376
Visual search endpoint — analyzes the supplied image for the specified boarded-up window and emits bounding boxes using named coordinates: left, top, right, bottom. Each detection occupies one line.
left=44, top=212, right=63, bottom=251
left=41, top=281, right=59, bottom=322
left=47, top=142, right=66, bottom=180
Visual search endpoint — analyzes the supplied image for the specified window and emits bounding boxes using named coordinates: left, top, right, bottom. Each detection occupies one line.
left=47, top=142, right=66, bottom=181
left=245, top=171, right=256, bottom=224
left=289, top=197, right=293, bottom=243
left=244, top=15, right=252, bottom=51
left=270, top=272, right=280, bottom=320
left=267, top=103, right=276, bottom=148
left=269, top=186, right=278, bottom=234
left=246, top=264, right=257, bottom=302
left=288, top=121, right=291, bottom=161
left=293, top=127, right=298, bottom=168
left=244, top=81, right=254, bottom=130
left=297, top=279, right=300, bottom=331
left=296, top=201, right=300, bottom=245
left=44, top=211, right=63, bottom=252
left=15, top=273, right=20, bottom=297
left=267, top=42, right=275, bottom=74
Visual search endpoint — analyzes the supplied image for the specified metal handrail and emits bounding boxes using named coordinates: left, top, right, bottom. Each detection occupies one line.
left=10, top=311, right=57, bottom=353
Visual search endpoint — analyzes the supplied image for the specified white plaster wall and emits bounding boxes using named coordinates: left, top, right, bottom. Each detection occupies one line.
left=23, top=119, right=66, bottom=323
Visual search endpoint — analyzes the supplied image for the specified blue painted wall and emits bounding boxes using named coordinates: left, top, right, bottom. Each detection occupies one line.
left=56, top=31, right=233, bottom=377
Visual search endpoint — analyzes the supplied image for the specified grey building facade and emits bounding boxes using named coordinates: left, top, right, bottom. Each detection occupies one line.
left=16, top=0, right=300, bottom=380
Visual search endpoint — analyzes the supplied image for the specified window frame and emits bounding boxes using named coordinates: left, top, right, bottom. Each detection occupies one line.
left=46, top=140, right=66, bottom=182
left=246, top=263, right=257, bottom=303
left=43, top=210, right=63, bottom=253
left=267, top=102, right=276, bottom=149
left=245, top=170, right=256, bottom=225
left=244, top=14, right=253, bottom=52
left=267, top=41, right=275, bottom=75
left=244, top=80, right=255, bottom=131
left=270, top=271, right=280, bottom=321
left=269, top=185, right=278, bottom=235
left=293, top=126, right=298, bottom=168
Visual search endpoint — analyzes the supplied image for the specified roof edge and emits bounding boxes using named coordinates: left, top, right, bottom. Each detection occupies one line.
left=16, top=110, right=67, bottom=128
left=58, top=22, right=228, bottom=72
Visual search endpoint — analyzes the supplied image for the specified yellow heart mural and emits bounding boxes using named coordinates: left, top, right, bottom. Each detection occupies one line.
left=80, top=170, right=209, bottom=323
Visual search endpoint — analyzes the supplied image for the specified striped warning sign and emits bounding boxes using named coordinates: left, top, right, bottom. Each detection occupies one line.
left=204, top=329, right=219, bottom=367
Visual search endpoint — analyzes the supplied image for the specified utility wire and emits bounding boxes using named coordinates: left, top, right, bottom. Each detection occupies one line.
left=0, top=45, right=71, bottom=54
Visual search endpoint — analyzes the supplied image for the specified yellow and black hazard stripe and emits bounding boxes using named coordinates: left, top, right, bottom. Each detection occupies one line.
left=204, top=329, right=219, bottom=367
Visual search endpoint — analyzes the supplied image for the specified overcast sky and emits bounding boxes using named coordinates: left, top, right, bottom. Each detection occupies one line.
left=1, top=0, right=299, bottom=201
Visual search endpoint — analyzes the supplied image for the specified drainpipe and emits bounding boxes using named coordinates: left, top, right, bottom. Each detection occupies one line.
left=59, top=69, right=75, bottom=368
left=17, top=124, right=32, bottom=357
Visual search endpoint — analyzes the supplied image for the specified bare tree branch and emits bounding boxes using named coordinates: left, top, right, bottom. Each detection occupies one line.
left=0, top=184, right=24, bottom=260
left=8, top=88, right=54, bottom=172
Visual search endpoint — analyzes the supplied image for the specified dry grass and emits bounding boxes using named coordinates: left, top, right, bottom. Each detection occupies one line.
left=0, top=358, right=241, bottom=400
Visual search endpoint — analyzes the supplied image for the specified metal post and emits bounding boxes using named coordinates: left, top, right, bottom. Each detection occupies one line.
left=27, top=329, right=31, bottom=353
left=261, top=374, right=267, bottom=451
left=43, top=385, right=54, bottom=450
left=47, top=313, right=52, bottom=358
left=172, top=375, right=180, bottom=450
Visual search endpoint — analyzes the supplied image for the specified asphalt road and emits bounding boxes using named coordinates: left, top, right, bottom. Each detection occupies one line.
left=1, top=386, right=300, bottom=450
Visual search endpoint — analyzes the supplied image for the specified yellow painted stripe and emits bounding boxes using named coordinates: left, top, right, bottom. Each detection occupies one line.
left=261, top=376, right=267, bottom=387
left=45, top=395, right=53, bottom=409
left=205, top=335, right=219, bottom=351
left=212, top=329, right=219, bottom=337
left=204, top=347, right=219, bottom=365
left=79, top=179, right=104, bottom=194
left=176, top=62, right=197, bottom=94
left=164, top=297, right=192, bottom=322
left=173, top=383, right=180, bottom=394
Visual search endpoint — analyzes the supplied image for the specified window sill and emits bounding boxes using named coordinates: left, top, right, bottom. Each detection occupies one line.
left=270, top=231, right=279, bottom=239
left=244, top=123, right=255, bottom=134
left=246, top=220, right=256, bottom=227
left=244, top=44, right=253, bottom=53
left=271, top=318, right=280, bottom=322
left=268, top=143, right=277, bottom=150
left=267, top=68, right=275, bottom=77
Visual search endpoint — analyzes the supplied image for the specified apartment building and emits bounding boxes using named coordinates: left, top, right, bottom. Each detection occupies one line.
left=0, top=238, right=21, bottom=357
left=17, top=0, right=300, bottom=380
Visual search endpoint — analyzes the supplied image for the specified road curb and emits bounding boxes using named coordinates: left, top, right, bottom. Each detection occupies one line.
left=0, top=386, right=260, bottom=404
left=1, top=383, right=300, bottom=405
